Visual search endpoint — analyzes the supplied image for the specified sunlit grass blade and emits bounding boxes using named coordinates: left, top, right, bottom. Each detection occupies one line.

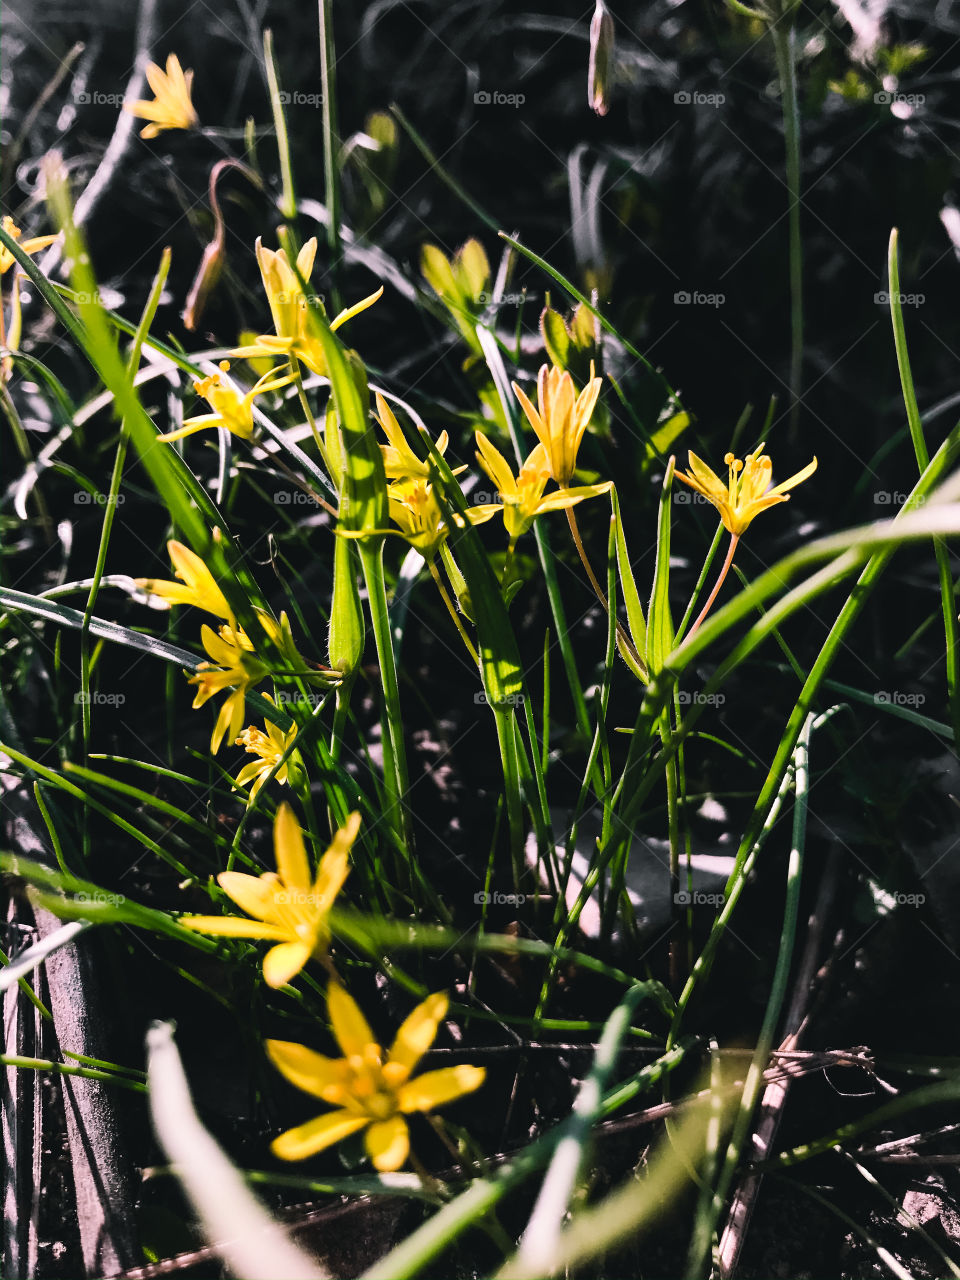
left=146, top=1021, right=323, bottom=1280
left=888, top=226, right=960, bottom=745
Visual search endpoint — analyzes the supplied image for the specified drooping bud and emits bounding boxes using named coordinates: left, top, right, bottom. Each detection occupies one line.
left=587, top=0, right=615, bottom=117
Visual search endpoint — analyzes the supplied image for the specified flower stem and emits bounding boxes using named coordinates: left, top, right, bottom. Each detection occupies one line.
left=565, top=507, right=643, bottom=666
left=771, top=16, right=803, bottom=436
left=294, top=368, right=325, bottom=457
left=688, top=534, right=739, bottom=636
left=317, top=0, right=343, bottom=313
left=358, top=540, right=412, bottom=854
left=429, top=561, right=479, bottom=665
left=663, top=710, right=682, bottom=993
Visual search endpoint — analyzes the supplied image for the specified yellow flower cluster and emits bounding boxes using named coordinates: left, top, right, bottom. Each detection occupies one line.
left=370, top=393, right=497, bottom=561
left=181, top=801, right=485, bottom=1170
left=136, top=547, right=484, bottom=1173
left=136, top=540, right=321, bottom=759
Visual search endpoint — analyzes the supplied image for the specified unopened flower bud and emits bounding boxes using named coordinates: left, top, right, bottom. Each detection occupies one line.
left=588, top=0, right=615, bottom=116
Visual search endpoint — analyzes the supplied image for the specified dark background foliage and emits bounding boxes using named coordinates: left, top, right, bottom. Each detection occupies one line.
left=4, top=0, right=960, bottom=1274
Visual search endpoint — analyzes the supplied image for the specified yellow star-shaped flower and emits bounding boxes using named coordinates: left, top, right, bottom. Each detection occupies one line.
left=124, top=53, right=199, bottom=139
left=266, top=983, right=485, bottom=1170
left=385, top=478, right=498, bottom=561
left=0, top=216, right=58, bottom=275
left=234, top=698, right=301, bottom=801
left=512, top=362, right=603, bottom=488
left=374, top=392, right=464, bottom=482
left=187, top=618, right=281, bottom=753
left=675, top=443, right=817, bottom=537
left=136, top=540, right=234, bottom=623
left=230, top=237, right=383, bottom=378
left=181, top=804, right=359, bottom=988
left=475, top=431, right=611, bottom=549
left=158, top=362, right=292, bottom=443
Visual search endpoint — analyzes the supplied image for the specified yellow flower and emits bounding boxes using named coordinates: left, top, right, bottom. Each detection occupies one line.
left=266, top=984, right=485, bottom=1170
left=124, top=53, right=199, bottom=139
left=231, top=237, right=383, bottom=378
left=675, top=443, right=818, bottom=537
left=158, top=362, right=292, bottom=442
left=475, top=431, right=611, bottom=548
left=386, top=478, right=498, bottom=560
left=234, top=699, right=300, bottom=801
left=136, top=539, right=233, bottom=622
left=181, top=804, right=359, bottom=988
left=0, top=216, right=58, bottom=275
left=373, top=392, right=464, bottom=482
left=187, top=619, right=279, bottom=753
left=512, top=363, right=603, bottom=487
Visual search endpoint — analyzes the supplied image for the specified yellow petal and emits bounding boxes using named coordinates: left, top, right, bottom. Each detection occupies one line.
left=271, top=1110, right=368, bottom=1162
left=398, top=1064, right=486, bottom=1113
left=331, top=286, right=384, bottom=330
left=296, top=238, right=318, bottom=282
left=740, top=454, right=772, bottom=504
left=217, top=871, right=285, bottom=924
left=177, top=915, right=289, bottom=941
left=374, top=392, right=406, bottom=451
left=684, top=451, right=727, bottom=503
left=234, top=760, right=266, bottom=788
left=312, top=845, right=351, bottom=915
left=262, top=940, right=313, bottom=988
left=574, top=376, right=602, bottom=434
left=388, top=992, right=448, bottom=1073
left=461, top=504, right=501, bottom=527
left=158, top=418, right=220, bottom=442
left=364, top=1116, right=409, bottom=1172
left=475, top=431, right=517, bottom=497
left=328, top=982, right=376, bottom=1056
left=512, top=381, right=546, bottom=445
left=210, top=695, right=237, bottom=755
left=768, top=455, right=818, bottom=497
left=144, top=60, right=169, bottom=98
left=274, top=802, right=311, bottom=891
left=198, top=623, right=236, bottom=665
left=535, top=481, right=612, bottom=515
left=265, top=1040, right=347, bottom=1098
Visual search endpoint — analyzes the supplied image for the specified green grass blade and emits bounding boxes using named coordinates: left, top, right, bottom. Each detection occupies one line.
left=888, top=227, right=960, bottom=744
